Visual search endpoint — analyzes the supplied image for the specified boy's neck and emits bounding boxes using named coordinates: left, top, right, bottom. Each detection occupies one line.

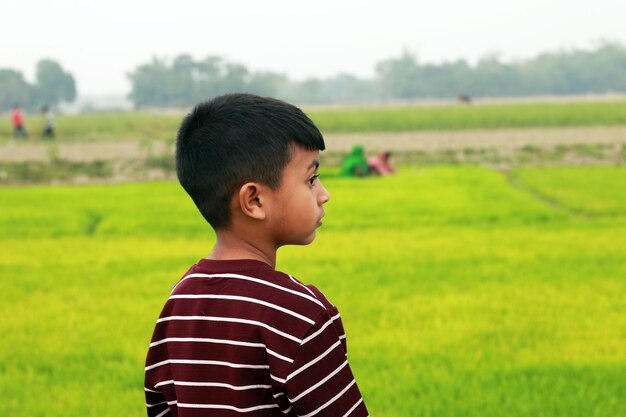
left=208, top=229, right=277, bottom=269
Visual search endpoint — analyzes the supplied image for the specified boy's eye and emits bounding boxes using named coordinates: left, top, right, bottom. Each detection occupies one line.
left=307, top=174, right=319, bottom=186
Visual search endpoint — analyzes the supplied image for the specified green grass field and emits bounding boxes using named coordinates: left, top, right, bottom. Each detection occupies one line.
left=2, top=100, right=626, bottom=142
left=1, top=165, right=625, bottom=416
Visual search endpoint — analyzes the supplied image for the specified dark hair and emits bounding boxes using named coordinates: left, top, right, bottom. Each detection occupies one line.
left=176, top=93, right=325, bottom=230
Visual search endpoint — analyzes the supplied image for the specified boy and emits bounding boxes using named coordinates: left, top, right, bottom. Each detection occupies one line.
left=145, top=94, right=368, bottom=417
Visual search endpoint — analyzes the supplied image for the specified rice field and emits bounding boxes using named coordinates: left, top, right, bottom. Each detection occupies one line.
left=1, top=165, right=625, bottom=416
left=1, top=100, right=626, bottom=143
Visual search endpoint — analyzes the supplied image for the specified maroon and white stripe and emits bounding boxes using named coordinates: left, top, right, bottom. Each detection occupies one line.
left=145, top=259, right=367, bottom=416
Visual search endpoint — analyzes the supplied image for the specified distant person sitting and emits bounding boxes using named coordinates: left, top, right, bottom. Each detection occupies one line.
left=42, top=105, right=55, bottom=138
left=11, top=104, right=28, bottom=138
left=368, top=150, right=396, bottom=176
left=340, top=145, right=370, bottom=177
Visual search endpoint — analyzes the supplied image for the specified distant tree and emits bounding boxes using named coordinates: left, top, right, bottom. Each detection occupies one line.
left=193, top=56, right=225, bottom=100
left=375, top=51, right=421, bottom=99
left=590, top=42, right=626, bottom=92
left=128, top=57, right=174, bottom=108
left=220, top=63, right=249, bottom=94
left=171, top=54, right=196, bottom=106
left=320, top=74, right=375, bottom=102
left=129, top=55, right=255, bottom=107
left=247, top=71, right=289, bottom=97
left=472, top=53, right=522, bottom=96
left=0, top=69, right=34, bottom=112
left=296, top=78, right=325, bottom=103
left=440, top=59, right=474, bottom=97
left=35, top=59, right=76, bottom=106
left=127, top=43, right=626, bottom=107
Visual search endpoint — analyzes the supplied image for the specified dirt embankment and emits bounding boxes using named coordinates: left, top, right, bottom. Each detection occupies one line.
left=2, top=126, right=626, bottom=163
left=324, top=126, right=626, bottom=152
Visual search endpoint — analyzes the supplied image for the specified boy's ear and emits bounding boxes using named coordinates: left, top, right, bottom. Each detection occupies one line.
left=237, top=182, right=266, bottom=220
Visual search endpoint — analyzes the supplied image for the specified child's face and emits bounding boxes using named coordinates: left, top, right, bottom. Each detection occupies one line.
left=266, top=145, right=330, bottom=246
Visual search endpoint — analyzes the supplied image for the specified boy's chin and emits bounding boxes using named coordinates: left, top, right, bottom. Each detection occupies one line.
left=285, top=231, right=317, bottom=246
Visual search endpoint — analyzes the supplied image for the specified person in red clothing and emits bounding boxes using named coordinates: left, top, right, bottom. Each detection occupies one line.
left=367, top=150, right=395, bottom=176
left=11, top=104, right=28, bottom=138
left=144, top=94, right=369, bottom=417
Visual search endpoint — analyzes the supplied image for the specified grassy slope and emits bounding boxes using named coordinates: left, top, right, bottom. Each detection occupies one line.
left=1, top=101, right=626, bottom=142
left=0, top=166, right=625, bottom=416
left=310, top=101, right=626, bottom=132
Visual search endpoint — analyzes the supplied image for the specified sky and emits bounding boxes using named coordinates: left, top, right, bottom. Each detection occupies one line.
left=1, top=0, right=625, bottom=97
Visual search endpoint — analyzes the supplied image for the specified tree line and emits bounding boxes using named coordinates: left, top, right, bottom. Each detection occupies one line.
left=128, top=42, right=626, bottom=108
left=0, top=59, right=76, bottom=112
left=3, top=42, right=625, bottom=112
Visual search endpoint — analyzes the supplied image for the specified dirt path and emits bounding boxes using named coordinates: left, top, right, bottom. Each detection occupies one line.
left=0, top=141, right=168, bottom=162
left=324, top=126, right=626, bottom=152
left=1, top=126, right=625, bottom=162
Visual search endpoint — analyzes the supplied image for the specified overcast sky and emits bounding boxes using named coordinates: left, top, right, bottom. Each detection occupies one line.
left=1, top=0, right=625, bottom=96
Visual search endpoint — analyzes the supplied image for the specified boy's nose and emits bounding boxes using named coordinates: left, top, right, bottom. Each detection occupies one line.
left=319, top=183, right=330, bottom=204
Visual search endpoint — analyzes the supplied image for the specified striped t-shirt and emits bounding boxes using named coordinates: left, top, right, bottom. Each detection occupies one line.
left=145, top=258, right=368, bottom=417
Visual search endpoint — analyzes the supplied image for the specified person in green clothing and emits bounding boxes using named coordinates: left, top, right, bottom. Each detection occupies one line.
left=340, top=145, right=370, bottom=177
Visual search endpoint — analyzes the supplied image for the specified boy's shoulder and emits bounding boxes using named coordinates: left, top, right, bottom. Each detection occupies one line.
left=168, top=258, right=335, bottom=322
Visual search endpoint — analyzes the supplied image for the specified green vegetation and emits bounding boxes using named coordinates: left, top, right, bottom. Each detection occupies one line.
left=2, top=101, right=626, bottom=143
left=1, top=166, right=625, bottom=416
left=126, top=43, right=626, bottom=107
left=0, top=112, right=180, bottom=143
left=375, top=42, right=626, bottom=99
left=3, top=43, right=626, bottom=111
left=309, top=101, right=626, bottom=132
left=2, top=142, right=624, bottom=185
left=509, top=166, right=626, bottom=215
left=0, top=159, right=113, bottom=184
left=0, top=59, right=76, bottom=112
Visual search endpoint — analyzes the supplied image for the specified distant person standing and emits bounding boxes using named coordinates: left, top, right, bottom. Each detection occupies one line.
left=42, top=105, right=55, bottom=138
left=11, top=104, right=28, bottom=138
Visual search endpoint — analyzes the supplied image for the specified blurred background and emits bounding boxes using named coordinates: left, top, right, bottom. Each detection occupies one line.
left=1, top=0, right=626, bottom=112
left=0, top=1, right=625, bottom=416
